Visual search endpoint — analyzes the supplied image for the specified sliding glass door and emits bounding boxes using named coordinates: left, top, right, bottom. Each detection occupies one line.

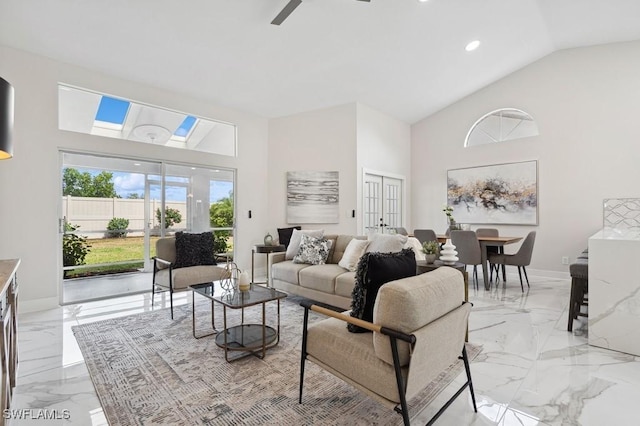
left=60, top=151, right=235, bottom=304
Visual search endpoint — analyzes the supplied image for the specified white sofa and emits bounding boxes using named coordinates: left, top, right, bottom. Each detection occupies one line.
left=270, top=233, right=426, bottom=310
left=270, top=234, right=365, bottom=310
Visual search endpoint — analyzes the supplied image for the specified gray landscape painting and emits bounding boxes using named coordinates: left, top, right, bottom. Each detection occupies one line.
left=287, top=171, right=339, bottom=224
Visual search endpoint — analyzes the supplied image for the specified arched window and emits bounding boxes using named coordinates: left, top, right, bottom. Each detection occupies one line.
left=465, top=108, right=538, bottom=147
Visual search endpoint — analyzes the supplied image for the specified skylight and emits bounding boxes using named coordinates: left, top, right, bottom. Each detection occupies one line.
left=58, top=84, right=238, bottom=157
left=94, top=96, right=130, bottom=130
left=171, top=115, right=198, bottom=142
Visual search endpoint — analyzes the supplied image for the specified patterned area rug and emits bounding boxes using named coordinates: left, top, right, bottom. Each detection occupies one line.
left=73, top=297, right=481, bottom=425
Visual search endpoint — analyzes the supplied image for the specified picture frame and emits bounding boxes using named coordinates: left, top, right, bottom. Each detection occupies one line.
left=447, top=160, right=538, bottom=225
left=287, top=171, right=339, bottom=224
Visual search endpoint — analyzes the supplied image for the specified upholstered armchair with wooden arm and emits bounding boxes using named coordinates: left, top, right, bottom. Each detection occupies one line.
left=299, top=267, right=477, bottom=425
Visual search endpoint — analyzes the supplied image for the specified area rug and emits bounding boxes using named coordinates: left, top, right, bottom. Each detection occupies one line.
left=73, top=298, right=481, bottom=425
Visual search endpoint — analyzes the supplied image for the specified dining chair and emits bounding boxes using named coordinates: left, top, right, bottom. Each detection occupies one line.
left=488, top=231, right=537, bottom=292
left=475, top=228, right=500, bottom=281
left=413, top=229, right=437, bottom=245
left=393, top=227, right=409, bottom=236
left=450, top=230, right=482, bottom=289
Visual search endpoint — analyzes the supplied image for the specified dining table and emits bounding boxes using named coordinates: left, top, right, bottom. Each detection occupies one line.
left=437, top=234, right=523, bottom=290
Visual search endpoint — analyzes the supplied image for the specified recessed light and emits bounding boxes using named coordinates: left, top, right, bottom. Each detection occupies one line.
left=418, top=0, right=429, bottom=3
left=133, top=163, right=141, bottom=166
left=465, top=40, right=480, bottom=52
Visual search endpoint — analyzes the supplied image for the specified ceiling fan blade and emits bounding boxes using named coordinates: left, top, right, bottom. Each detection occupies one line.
left=271, top=0, right=303, bottom=26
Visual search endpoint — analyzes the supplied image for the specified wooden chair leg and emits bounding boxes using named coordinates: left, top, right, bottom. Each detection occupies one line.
left=523, top=266, right=530, bottom=287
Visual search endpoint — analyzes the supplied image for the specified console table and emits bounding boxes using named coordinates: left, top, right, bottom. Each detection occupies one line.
left=0, top=259, right=19, bottom=415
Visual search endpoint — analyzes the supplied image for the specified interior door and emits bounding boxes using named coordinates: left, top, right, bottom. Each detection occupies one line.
left=363, top=173, right=404, bottom=235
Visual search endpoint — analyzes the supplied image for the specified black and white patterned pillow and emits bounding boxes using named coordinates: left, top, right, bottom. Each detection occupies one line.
left=293, top=234, right=333, bottom=265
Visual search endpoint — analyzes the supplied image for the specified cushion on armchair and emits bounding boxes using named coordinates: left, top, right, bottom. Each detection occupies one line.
left=173, top=231, right=215, bottom=269
left=348, top=248, right=417, bottom=333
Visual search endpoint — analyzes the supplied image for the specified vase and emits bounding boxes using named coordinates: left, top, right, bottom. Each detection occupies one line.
left=439, top=239, right=459, bottom=265
left=238, top=271, right=251, bottom=292
left=425, top=254, right=437, bottom=264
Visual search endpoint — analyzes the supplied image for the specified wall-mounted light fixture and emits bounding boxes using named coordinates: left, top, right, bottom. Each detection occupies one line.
left=0, top=77, right=15, bottom=160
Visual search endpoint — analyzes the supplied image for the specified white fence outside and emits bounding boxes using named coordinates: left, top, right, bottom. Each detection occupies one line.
left=62, top=196, right=188, bottom=239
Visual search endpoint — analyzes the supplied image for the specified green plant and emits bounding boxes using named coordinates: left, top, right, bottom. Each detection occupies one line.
left=213, top=232, right=229, bottom=254
left=156, top=207, right=182, bottom=229
left=422, top=240, right=439, bottom=255
left=106, top=217, right=129, bottom=238
left=442, top=204, right=455, bottom=224
left=62, top=222, right=91, bottom=277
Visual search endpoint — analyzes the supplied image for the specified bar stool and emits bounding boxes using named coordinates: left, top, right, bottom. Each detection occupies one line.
left=568, top=251, right=589, bottom=332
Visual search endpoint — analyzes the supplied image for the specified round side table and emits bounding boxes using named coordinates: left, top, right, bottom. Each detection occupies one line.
left=252, top=244, right=286, bottom=287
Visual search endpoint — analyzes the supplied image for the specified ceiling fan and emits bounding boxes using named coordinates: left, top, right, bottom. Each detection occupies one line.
left=271, top=0, right=371, bottom=26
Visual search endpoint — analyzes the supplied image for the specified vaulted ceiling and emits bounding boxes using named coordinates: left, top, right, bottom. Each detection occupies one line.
left=1, top=0, right=639, bottom=123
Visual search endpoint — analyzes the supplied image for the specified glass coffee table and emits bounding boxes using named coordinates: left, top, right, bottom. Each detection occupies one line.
left=190, top=281, right=287, bottom=362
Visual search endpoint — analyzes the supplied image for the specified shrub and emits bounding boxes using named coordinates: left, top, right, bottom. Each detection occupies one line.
left=156, top=207, right=182, bottom=229
left=213, top=232, right=228, bottom=254
left=62, top=222, right=91, bottom=278
left=107, top=217, right=129, bottom=238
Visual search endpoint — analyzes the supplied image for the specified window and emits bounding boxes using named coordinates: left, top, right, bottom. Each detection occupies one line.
left=58, top=84, right=237, bottom=156
left=465, top=108, right=538, bottom=147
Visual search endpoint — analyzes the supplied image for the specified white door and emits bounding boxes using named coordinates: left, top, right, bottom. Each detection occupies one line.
left=363, top=173, right=403, bottom=235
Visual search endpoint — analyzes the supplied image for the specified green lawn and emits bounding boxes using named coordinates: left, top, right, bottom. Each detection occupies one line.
left=84, top=236, right=159, bottom=264
left=65, top=235, right=233, bottom=278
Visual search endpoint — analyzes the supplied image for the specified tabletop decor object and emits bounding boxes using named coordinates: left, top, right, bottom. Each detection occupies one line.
left=264, top=233, right=274, bottom=245
left=422, top=240, right=439, bottom=264
left=439, top=239, right=459, bottom=265
left=238, top=270, right=251, bottom=291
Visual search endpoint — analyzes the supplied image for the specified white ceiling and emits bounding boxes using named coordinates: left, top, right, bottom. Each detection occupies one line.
left=1, top=0, right=639, bottom=124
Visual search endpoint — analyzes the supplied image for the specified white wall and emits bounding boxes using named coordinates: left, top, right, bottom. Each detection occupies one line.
left=267, top=103, right=359, bottom=236
left=267, top=103, right=412, bottom=239
left=411, top=40, right=640, bottom=274
left=356, top=103, right=412, bottom=233
left=0, top=45, right=269, bottom=310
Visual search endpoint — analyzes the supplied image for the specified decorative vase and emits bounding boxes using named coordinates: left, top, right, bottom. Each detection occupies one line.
left=439, top=239, right=459, bottom=265
left=238, top=271, right=251, bottom=292
left=425, top=253, right=437, bottom=264
left=264, top=233, right=273, bottom=246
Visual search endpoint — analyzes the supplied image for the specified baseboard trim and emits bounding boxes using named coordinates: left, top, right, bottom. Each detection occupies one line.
left=20, top=296, right=59, bottom=313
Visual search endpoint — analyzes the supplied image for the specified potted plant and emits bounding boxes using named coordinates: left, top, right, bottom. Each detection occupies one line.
left=422, top=240, right=439, bottom=264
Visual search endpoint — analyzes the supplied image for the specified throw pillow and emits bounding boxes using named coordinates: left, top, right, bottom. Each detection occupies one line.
left=293, top=234, right=333, bottom=265
left=365, top=233, right=408, bottom=254
left=277, top=226, right=302, bottom=248
left=338, top=239, right=370, bottom=272
left=285, top=229, right=324, bottom=260
left=174, top=231, right=215, bottom=269
left=348, top=248, right=417, bottom=333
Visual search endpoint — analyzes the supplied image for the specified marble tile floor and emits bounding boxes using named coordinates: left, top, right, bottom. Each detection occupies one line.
left=9, top=273, right=639, bottom=425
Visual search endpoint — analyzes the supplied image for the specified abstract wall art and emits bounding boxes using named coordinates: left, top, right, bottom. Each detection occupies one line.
left=287, top=171, right=339, bottom=224
left=447, top=160, right=538, bottom=225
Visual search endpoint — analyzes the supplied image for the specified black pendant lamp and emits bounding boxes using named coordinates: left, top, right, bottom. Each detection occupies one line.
left=0, top=77, right=15, bottom=160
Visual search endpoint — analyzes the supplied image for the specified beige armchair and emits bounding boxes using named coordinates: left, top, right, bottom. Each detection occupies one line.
left=152, top=236, right=230, bottom=319
left=299, top=267, right=476, bottom=425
